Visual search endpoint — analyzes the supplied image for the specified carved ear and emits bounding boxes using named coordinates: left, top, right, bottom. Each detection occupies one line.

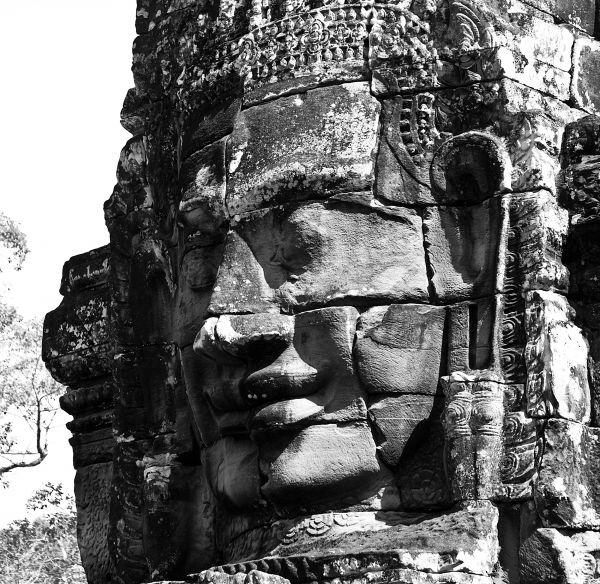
left=430, top=132, right=511, bottom=203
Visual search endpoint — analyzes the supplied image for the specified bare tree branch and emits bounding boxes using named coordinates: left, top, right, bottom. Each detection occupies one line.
left=0, top=451, right=47, bottom=475
left=0, top=316, right=58, bottom=480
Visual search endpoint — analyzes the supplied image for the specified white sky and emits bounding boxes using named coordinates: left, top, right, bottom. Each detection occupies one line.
left=0, top=0, right=137, bottom=525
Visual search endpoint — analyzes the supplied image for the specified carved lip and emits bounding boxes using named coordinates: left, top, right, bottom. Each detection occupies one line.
left=241, top=358, right=321, bottom=406
left=212, top=362, right=325, bottom=433
left=248, top=397, right=325, bottom=431
left=208, top=364, right=324, bottom=435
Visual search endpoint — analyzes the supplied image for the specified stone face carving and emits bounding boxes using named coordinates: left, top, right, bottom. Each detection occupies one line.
left=41, top=1, right=600, bottom=583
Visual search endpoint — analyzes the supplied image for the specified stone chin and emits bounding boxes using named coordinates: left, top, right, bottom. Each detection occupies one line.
left=204, top=420, right=392, bottom=515
left=254, top=422, right=393, bottom=513
left=202, top=389, right=391, bottom=514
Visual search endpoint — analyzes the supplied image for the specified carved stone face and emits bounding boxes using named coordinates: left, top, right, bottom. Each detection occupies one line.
left=178, top=82, right=505, bottom=523
left=43, top=0, right=600, bottom=580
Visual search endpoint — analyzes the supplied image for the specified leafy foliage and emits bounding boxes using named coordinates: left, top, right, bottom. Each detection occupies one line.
left=0, top=212, right=28, bottom=332
left=0, top=212, right=28, bottom=272
left=0, top=213, right=59, bottom=481
left=27, top=482, right=70, bottom=512
left=0, top=214, right=84, bottom=582
left=0, top=303, right=17, bottom=333
left=0, top=484, right=86, bottom=584
left=0, top=316, right=61, bottom=481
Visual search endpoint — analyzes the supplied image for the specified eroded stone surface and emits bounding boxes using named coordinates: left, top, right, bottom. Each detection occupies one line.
left=356, top=304, right=445, bottom=395
left=368, top=394, right=438, bottom=467
left=520, top=528, right=600, bottom=584
left=188, top=502, right=500, bottom=582
left=572, top=37, right=600, bottom=112
left=423, top=201, right=501, bottom=302
left=536, top=420, right=600, bottom=529
left=226, top=83, right=380, bottom=216
left=525, top=291, right=591, bottom=422
left=207, top=203, right=430, bottom=313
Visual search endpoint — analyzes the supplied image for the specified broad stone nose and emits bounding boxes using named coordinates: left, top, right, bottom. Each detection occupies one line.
left=193, top=313, right=303, bottom=409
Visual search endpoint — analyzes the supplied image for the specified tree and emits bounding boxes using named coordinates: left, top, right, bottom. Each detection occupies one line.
left=0, top=214, right=83, bottom=582
left=0, top=483, right=86, bottom=584
left=0, top=212, right=61, bottom=481
left=0, top=211, right=28, bottom=273
left=0, top=211, right=28, bottom=331
left=0, top=315, right=61, bottom=480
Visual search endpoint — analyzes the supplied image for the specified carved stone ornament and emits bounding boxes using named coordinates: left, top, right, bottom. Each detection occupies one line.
left=41, top=0, right=600, bottom=583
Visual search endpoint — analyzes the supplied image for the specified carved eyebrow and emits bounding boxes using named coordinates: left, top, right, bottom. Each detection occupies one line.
left=227, top=194, right=421, bottom=226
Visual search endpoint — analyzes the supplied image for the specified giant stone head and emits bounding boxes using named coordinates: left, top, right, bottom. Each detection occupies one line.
left=41, top=0, right=600, bottom=583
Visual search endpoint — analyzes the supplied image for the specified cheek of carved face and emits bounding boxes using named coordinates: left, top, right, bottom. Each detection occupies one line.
left=355, top=304, right=448, bottom=503
left=181, top=247, right=222, bottom=290
left=207, top=202, right=429, bottom=314
left=202, top=435, right=263, bottom=511
left=356, top=304, right=446, bottom=396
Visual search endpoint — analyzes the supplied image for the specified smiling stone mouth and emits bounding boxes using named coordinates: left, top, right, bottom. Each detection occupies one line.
left=241, top=351, right=322, bottom=406
left=208, top=365, right=325, bottom=436
left=249, top=397, right=329, bottom=431
left=211, top=394, right=329, bottom=436
left=242, top=364, right=325, bottom=429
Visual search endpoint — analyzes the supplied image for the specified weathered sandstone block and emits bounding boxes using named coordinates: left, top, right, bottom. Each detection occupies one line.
left=226, top=83, right=380, bottom=215
left=525, top=291, right=591, bottom=422
left=520, top=527, right=600, bottom=584
left=536, top=419, right=600, bottom=529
